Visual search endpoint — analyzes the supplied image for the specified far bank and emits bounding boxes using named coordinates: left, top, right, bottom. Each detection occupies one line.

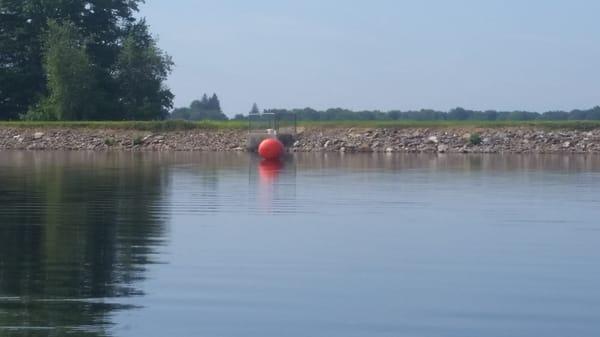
left=2, top=123, right=600, bottom=153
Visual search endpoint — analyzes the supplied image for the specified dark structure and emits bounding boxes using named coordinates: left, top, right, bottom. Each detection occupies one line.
left=246, top=112, right=297, bottom=151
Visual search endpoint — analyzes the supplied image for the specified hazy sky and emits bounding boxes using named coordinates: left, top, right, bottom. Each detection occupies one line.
left=141, top=0, right=600, bottom=116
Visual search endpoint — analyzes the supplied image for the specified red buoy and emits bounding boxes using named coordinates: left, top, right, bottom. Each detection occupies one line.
left=258, top=138, right=285, bottom=160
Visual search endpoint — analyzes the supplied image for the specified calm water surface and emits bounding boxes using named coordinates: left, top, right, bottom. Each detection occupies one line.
left=0, top=152, right=599, bottom=337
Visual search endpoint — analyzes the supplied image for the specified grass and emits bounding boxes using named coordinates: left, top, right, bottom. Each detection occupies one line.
left=296, top=120, right=600, bottom=130
left=1, top=120, right=600, bottom=131
left=0, top=120, right=248, bottom=131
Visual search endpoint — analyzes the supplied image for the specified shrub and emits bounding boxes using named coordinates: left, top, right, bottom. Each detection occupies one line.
left=132, top=136, right=143, bottom=146
left=470, top=133, right=482, bottom=145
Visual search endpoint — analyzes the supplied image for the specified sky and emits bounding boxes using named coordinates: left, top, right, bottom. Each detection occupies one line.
left=140, top=0, right=600, bottom=116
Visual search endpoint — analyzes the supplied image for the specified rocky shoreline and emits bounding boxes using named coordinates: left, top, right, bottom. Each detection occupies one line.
left=1, top=127, right=600, bottom=154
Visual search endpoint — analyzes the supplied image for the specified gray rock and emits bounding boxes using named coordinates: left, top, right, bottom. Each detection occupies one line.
left=427, top=136, right=439, bottom=144
left=0, top=126, right=599, bottom=154
left=358, top=144, right=372, bottom=152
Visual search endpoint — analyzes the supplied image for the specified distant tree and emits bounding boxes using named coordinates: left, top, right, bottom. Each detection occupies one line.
left=201, top=94, right=209, bottom=106
left=543, top=110, right=569, bottom=120
left=207, top=94, right=221, bottom=112
left=250, top=103, right=260, bottom=115
left=584, top=106, right=600, bottom=120
left=190, top=99, right=204, bottom=112
left=569, top=110, right=585, bottom=120
left=174, top=105, right=600, bottom=122
left=484, top=110, right=498, bottom=121
left=24, top=20, right=96, bottom=120
left=115, top=20, right=174, bottom=120
left=171, top=94, right=227, bottom=120
left=448, top=107, right=470, bottom=120
left=233, top=114, right=246, bottom=120
left=508, top=111, right=538, bottom=121
left=414, top=109, right=446, bottom=120
left=171, top=107, right=191, bottom=120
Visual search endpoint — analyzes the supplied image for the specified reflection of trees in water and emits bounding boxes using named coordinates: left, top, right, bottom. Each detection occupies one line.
left=0, top=153, right=170, bottom=337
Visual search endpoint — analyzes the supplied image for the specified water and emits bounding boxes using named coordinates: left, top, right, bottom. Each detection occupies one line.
left=0, top=152, right=599, bottom=337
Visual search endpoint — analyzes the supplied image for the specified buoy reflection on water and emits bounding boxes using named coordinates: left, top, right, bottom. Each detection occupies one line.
left=258, top=159, right=283, bottom=183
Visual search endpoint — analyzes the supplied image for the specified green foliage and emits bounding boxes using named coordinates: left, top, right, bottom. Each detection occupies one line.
left=104, top=138, right=116, bottom=146
left=171, top=94, right=228, bottom=121
left=469, top=133, right=482, bottom=145
left=116, top=20, right=174, bottom=120
left=24, top=20, right=97, bottom=121
left=21, top=102, right=57, bottom=121
left=0, top=0, right=172, bottom=121
left=1, top=1, right=42, bottom=119
left=132, top=136, right=143, bottom=146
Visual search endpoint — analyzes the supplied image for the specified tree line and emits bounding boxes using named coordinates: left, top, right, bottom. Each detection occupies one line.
left=0, top=0, right=173, bottom=121
left=173, top=102, right=600, bottom=122
left=255, top=106, right=600, bottom=121
left=171, top=94, right=228, bottom=121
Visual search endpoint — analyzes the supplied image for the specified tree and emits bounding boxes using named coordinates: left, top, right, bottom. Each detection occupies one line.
left=448, top=107, right=470, bottom=120
left=171, top=107, right=191, bottom=120
left=171, top=95, right=227, bottom=121
left=543, top=110, right=569, bottom=120
left=25, top=20, right=97, bottom=121
left=484, top=110, right=498, bottom=121
left=250, top=103, right=260, bottom=115
left=201, top=94, right=209, bottom=106
left=115, top=20, right=174, bottom=120
left=0, top=0, right=45, bottom=119
left=207, top=94, right=221, bottom=112
left=0, top=0, right=145, bottom=120
left=584, top=106, right=600, bottom=120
